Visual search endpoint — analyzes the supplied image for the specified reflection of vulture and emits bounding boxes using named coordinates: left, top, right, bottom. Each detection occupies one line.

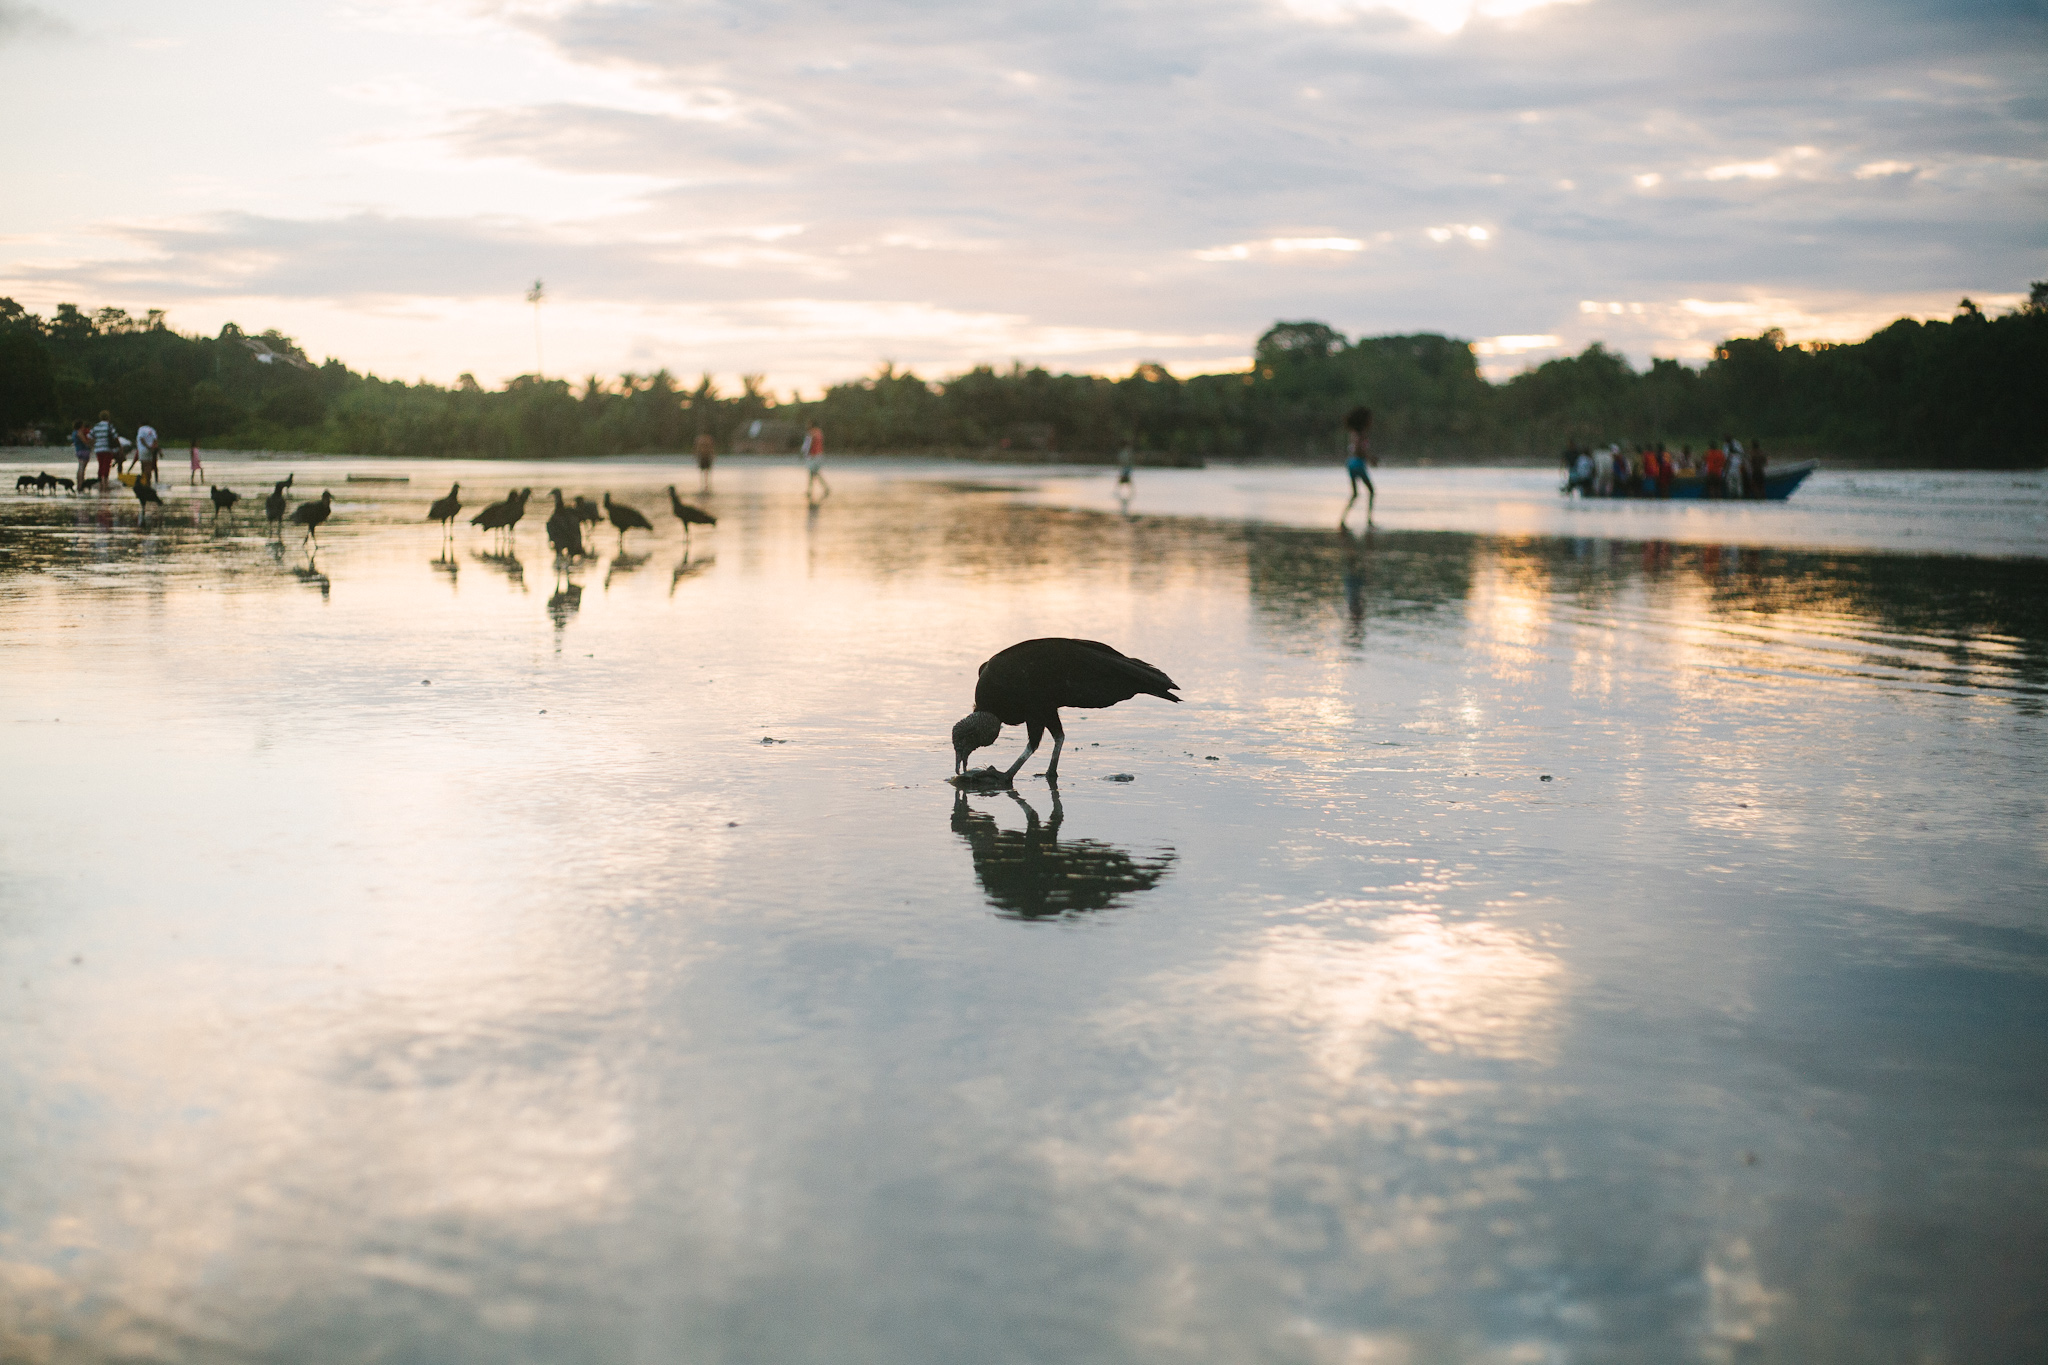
left=953, top=637, right=1180, bottom=782
left=547, top=579, right=582, bottom=640
left=950, top=789, right=1173, bottom=920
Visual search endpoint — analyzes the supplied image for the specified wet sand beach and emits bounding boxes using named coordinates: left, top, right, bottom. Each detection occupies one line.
left=2, top=458, right=2044, bottom=1363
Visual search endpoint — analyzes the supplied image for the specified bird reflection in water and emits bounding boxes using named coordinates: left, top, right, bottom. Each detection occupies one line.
left=603, top=551, right=647, bottom=591
left=291, top=555, right=330, bottom=600
left=547, top=574, right=582, bottom=647
left=670, top=549, right=713, bottom=597
left=950, top=788, right=1174, bottom=920
left=430, top=548, right=459, bottom=591
left=473, top=548, right=526, bottom=591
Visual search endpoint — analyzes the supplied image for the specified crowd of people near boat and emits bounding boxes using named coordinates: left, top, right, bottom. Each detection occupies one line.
left=1562, top=438, right=1771, bottom=499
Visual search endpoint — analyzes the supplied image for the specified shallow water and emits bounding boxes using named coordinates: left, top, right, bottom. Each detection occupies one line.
left=2, top=459, right=2045, bottom=1364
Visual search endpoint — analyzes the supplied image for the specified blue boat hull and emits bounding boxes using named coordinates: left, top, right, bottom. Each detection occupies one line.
left=1568, top=459, right=1816, bottom=502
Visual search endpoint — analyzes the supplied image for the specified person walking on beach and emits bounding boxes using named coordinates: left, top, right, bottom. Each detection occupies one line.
left=189, top=437, right=203, bottom=485
left=1341, top=406, right=1377, bottom=524
left=801, top=422, right=828, bottom=501
left=135, top=422, right=161, bottom=485
left=89, top=411, right=120, bottom=489
left=72, top=421, right=91, bottom=488
left=695, top=431, right=716, bottom=492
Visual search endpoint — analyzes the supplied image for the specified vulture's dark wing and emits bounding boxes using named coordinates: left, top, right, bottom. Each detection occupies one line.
left=975, top=637, right=1181, bottom=719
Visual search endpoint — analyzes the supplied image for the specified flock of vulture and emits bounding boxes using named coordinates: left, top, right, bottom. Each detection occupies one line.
left=436, top=482, right=717, bottom=557
left=12, top=465, right=1182, bottom=785
left=15, top=468, right=719, bottom=552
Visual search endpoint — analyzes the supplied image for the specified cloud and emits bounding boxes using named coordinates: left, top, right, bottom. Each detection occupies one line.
left=0, top=0, right=68, bottom=43
left=4, top=0, right=2041, bottom=389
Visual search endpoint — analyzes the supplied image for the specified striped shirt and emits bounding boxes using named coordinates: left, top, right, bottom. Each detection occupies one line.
left=90, top=420, right=119, bottom=454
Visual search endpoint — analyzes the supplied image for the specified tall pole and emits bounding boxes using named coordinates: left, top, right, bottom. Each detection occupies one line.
left=526, top=279, right=545, bottom=377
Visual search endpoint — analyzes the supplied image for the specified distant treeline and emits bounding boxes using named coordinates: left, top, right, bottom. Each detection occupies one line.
left=2, top=286, right=2042, bottom=467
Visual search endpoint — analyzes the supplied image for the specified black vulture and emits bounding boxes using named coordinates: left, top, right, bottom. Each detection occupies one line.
left=133, top=478, right=164, bottom=524
left=572, top=495, right=601, bottom=531
left=604, top=493, right=653, bottom=547
left=289, top=490, right=335, bottom=542
left=953, top=638, right=1181, bottom=783
left=264, top=474, right=294, bottom=528
left=471, top=488, right=530, bottom=542
left=666, top=486, right=717, bottom=541
left=209, top=485, right=241, bottom=517
left=14, top=474, right=33, bottom=492
left=427, top=482, right=461, bottom=528
left=544, top=489, right=586, bottom=558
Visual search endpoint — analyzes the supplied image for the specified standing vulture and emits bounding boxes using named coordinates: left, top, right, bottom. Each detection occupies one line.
left=667, top=486, right=717, bottom=542
left=604, top=493, right=653, bottom=547
left=289, top=490, right=335, bottom=542
left=953, top=638, right=1180, bottom=784
left=545, top=489, right=586, bottom=558
left=471, top=488, right=530, bottom=542
left=428, top=482, right=462, bottom=529
left=264, top=474, right=295, bottom=529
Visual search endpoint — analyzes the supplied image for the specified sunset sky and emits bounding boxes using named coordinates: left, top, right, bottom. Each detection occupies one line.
left=2, top=0, right=2040, bottom=394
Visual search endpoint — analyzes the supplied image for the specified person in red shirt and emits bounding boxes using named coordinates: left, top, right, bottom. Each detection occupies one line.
left=1703, top=443, right=1726, bottom=498
left=802, top=423, right=828, bottom=501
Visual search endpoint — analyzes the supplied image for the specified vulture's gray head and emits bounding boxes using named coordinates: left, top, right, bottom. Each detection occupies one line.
left=951, top=710, right=1002, bottom=772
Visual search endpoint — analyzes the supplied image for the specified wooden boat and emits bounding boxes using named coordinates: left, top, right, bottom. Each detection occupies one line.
left=1569, top=460, right=1816, bottom=502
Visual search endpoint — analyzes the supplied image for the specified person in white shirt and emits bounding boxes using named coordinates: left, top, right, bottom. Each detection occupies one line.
left=135, top=423, right=161, bottom=484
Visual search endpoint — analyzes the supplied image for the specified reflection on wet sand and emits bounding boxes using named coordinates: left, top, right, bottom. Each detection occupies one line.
left=603, top=551, right=647, bottom=591
left=291, top=560, right=331, bottom=600
left=472, top=548, right=525, bottom=590
left=950, top=788, right=1174, bottom=919
left=669, top=550, right=713, bottom=596
left=547, top=577, right=582, bottom=643
left=3, top=460, right=2045, bottom=1362
left=1252, top=901, right=1564, bottom=1073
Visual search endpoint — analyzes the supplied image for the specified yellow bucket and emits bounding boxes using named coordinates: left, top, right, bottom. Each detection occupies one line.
left=119, top=471, right=138, bottom=487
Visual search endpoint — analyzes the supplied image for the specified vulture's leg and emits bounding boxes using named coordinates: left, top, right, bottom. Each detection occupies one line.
left=1003, top=721, right=1045, bottom=781
left=1041, top=714, right=1067, bottom=783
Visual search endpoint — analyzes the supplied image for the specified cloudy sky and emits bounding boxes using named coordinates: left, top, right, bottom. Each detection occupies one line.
left=2, top=0, right=2040, bottom=393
